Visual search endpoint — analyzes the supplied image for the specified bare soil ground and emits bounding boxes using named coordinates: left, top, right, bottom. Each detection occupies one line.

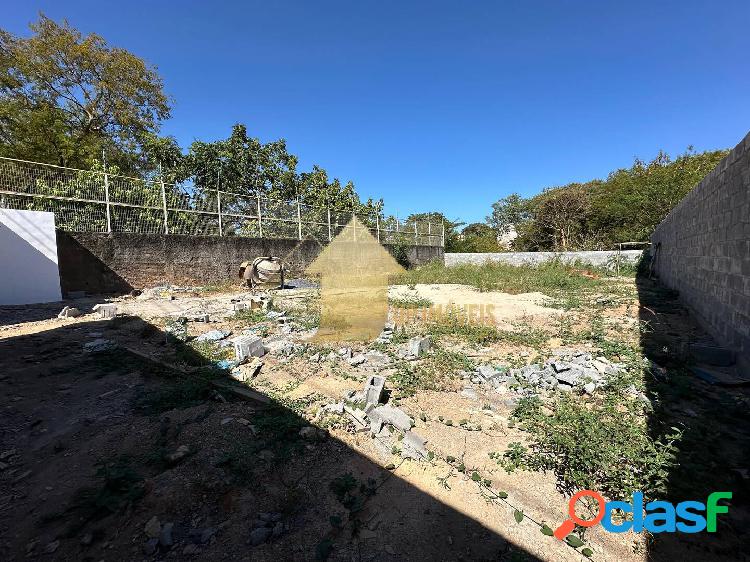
left=1, top=277, right=747, bottom=562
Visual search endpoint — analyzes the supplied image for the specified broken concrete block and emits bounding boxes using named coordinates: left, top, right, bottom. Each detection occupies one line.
left=364, top=350, right=390, bottom=368
left=57, top=306, right=81, bottom=319
left=363, top=375, right=386, bottom=405
left=555, top=371, right=581, bottom=386
left=476, top=365, right=497, bottom=380
left=583, top=382, right=596, bottom=394
left=689, top=343, right=736, bottom=367
left=92, top=303, right=117, bottom=319
left=373, top=405, right=412, bottom=431
left=551, top=361, right=571, bottom=373
left=349, top=354, right=367, bottom=366
left=196, top=329, right=230, bottom=343
left=401, top=430, right=428, bottom=459
left=232, top=301, right=249, bottom=312
left=408, top=336, right=430, bottom=357
left=83, top=338, right=116, bottom=353
left=264, top=339, right=295, bottom=356
left=233, top=335, right=266, bottom=362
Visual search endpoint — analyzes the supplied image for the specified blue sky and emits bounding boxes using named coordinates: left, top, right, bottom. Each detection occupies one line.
left=5, top=1, right=750, bottom=224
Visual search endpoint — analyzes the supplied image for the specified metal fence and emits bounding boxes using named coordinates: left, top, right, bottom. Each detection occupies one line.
left=0, top=156, right=444, bottom=246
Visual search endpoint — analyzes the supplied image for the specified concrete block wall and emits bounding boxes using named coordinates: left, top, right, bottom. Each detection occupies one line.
left=651, top=131, right=750, bottom=368
left=445, top=250, right=643, bottom=268
left=56, top=232, right=443, bottom=295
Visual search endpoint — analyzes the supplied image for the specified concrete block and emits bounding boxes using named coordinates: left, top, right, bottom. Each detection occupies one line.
left=93, top=303, right=117, bottom=319
left=233, top=335, right=266, bottom=362
left=363, top=375, right=386, bottom=405
left=401, top=430, right=428, bottom=459
left=373, top=405, right=412, bottom=431
left=408, top=336, right=430, bottom=357
left=476, top=365, right=497, bottom=380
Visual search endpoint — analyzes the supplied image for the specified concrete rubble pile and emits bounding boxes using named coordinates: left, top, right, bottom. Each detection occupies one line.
left=322, top=375, right=429, bottom=462
left=462, top=350, right=626, bottom=396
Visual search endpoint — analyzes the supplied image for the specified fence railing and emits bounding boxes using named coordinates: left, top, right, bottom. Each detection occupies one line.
left=0, top=156, right=444, bottom=246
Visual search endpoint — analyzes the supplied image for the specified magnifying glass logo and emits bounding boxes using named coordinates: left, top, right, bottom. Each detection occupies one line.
left=553, top=490, right=606, bottom=540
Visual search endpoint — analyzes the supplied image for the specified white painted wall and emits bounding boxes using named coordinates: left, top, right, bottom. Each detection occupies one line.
left=0, top=209, right=62, bottom=305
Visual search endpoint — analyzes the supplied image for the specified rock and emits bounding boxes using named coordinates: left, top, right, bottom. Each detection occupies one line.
left=476, top=365, right=498, bottom=380
left=160, top=522, right=174, bottom=548
left=555, top=371, right=581, bottom=386
left=83, top=338, right=116, bottom=353
left=309, top=353, right=320, bottom=362
left=583, top=382, right=596, bottom=395
left=338, top=347, right=353, bottom=359
left=143, top=537, right=159, bottom=555
left=58, top=306, right=81, bottom=319
left=43, top=540, right=60, bottom=554
left=299, top=426, right=325, bottom=441
left=264, top=339, right=295, bottom=357
left=144, top=516, right=161, bottom=538
left=551, top=361, right=571, bottom=373
left=408, top=336, right=430, bottom=357
left=250, top=526, right=272, bottom=546
left=363, top=375, right=386, bottom=405
left=349, top=354, right=367, bottom=366
left=195, top=330, right=230, bottom=343
left=165, top=445, right=190, bottom=465
left=460, top=387, right=478, bottom=400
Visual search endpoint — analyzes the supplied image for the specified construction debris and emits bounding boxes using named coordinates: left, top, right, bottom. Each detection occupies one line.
left=195, top=329, right=230, bottom=343
left=83, top=338, right=116, bottom=353
left=57, top=306, right=81, bottom=319
left=232, top=334, right=266, bottom=362
left=92, top=303, right=118, bottom=319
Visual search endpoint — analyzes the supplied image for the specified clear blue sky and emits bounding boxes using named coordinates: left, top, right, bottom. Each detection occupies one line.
left=5, top=1, right=750, bottom=224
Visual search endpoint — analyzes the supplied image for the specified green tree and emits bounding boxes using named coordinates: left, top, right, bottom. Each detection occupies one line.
left=0, top=14, right=170, bottom=169
left=487, top=193, right=530, bottom=236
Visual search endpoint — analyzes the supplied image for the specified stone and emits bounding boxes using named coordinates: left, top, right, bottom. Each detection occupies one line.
left=159, top=522, right=174, bottom=548
left=144, top=537, right=159, bottom=555
left=83, top=338, right=116, bottom=353
left=309, top=353, right=320, bottom=362
left=408, top=336, right=430, bottom=357
left=196, top=330, right=230, bottom=343
left=58, top=306, right=81, bottom=319
left=250, top=526, right=272, bottom=546
left=555, top=371, right=581, bottom=386
left=233, top=335, right=266, bottom=362
left=338, top=347, right=353, bottom=359
left=166, top=445, right=190, bottom=465
left=348, top=354, right=367, bottom=366
left=476, top=365, right=498, bottom=380
left=460, top=386, right=478, bottom=400
left=93, top=303, right=118, bottom=319
left=363, top=375, right=386, bottom=405
left=264, top=339, right=295, bottom=357
left=583, top=382, right=596, bottom=395
left=551, top=361, right=571, bottom=373
left=144, top=516, right=161, bottom=538
left=373, top=405, right=412, bottom=431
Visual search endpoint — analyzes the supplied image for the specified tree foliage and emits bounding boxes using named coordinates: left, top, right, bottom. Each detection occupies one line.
left=495, top=148, right=728, bottom=251
left=0, top=14, right=170, bottom=169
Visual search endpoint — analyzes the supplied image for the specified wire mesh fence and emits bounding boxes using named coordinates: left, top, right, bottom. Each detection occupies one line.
left=0, top=156, right=444, bottom=246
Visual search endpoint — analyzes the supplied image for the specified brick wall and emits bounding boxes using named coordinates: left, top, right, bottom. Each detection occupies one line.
left=651, top=131, right=750, bottom=368
left=56, top=232, right=443, bottom=295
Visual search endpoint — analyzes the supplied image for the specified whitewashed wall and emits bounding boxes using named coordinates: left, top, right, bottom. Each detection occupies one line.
left=0, top=209, right=62, bottom=305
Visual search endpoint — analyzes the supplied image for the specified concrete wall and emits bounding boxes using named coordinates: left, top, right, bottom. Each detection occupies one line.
left=651, top=131, right=750, bottom=368
left=0, top=209, right=62, bottom=305
left=445, top=250, right=643, bottom=268
left=57, top=232, right=443, bottom=295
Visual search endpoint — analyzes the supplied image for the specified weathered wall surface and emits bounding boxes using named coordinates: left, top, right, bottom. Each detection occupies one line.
left=445, top=250, right=643, bottom=268
left=57, top=232, right=443, bottom=294
left=651, top=132, right=750, bottom=368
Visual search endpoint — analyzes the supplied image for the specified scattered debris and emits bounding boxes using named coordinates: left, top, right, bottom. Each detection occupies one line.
left=58, top=306, right=81, bottom=319
left=408, top=336, right=430, bottom=357
left=233, top=334, right=266, bottom=362
left=195, top=329, right=231, bottom=343
left=364, top=375, right=386, bottom=405
left=92, top=303, right=118, bottom=319
left=82, top=338, right=116, bottom=353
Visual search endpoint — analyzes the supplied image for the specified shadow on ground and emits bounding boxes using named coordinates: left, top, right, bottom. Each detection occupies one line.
left=0, top=316, right=541, bottom=561
left=637, top=259, right=750, bottom=561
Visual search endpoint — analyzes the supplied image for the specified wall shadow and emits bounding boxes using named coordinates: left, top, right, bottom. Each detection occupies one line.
left=56, top=231, right=134, bottom=295
left=0, top=317, right=541, bottom=561
left=637, top=256, right=750, bottom=562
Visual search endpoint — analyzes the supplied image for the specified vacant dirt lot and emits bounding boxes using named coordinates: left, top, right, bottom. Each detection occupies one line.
left=1, top=269, right=747, bottom=561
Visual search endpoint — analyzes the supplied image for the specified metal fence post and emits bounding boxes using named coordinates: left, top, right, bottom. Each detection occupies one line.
left=375, top=212, right=380, bottom=242
left=159, top=163, right=169, bottom=234
left=414, top=222, right=418, bottom=244
left=217, top=190, right=223, bottom=236
left=102, top=154, right=112, bottom=234
left=441, top=221, right=445, bottom=247
left=297, top=195, right=302, bottom=240
left=256, top=193, right=263, bottom=237
left=428, top=221, right=431, bottom=245
left=327, top=206, right=332, bottom=241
